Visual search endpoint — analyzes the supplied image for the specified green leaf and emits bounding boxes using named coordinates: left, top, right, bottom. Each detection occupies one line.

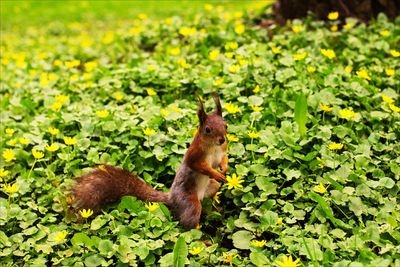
left=255, top=177, right=277, bottom=195
left=84, top=254, right=104, bottom=266
left=98, top=239, right=114, bottom=256
left=232, top=230, right=253, bottom=249
left=91, top=216, right=108, bottom=231
left=173, top=235, right=187, bottom=267
left=294, top=92, right=308, bottom=136
left=309, top=192, right=351, bottom=230
left=71, top=233, right=93, bottom=247
left=250, top=251, right=269, bottom=266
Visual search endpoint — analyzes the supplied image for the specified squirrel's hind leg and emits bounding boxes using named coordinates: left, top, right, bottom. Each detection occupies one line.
left=204, top=179, right=220, bottom=198
left=172, top=192, right=201, bottom=229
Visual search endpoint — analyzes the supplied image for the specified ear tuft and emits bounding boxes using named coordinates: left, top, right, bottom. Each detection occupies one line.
left=197, top=96, right=207, bottom=125
left=211, top=92, right=222, bottom=116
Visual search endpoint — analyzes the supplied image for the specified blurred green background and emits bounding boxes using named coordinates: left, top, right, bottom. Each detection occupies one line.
left=1, top=0, right=268, bottom=28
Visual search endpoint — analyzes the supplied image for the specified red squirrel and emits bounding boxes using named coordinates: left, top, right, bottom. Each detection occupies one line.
left=72, top=94, right=228, bottom=229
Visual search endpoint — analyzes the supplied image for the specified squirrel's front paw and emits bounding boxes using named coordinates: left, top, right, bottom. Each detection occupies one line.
left=214, top=172, right=227, bottom=183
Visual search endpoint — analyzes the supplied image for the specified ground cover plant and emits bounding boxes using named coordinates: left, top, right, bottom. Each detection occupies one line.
left=1, top=1, right=400, bottom=266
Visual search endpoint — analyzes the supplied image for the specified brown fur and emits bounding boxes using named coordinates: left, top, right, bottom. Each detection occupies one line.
left=72, top=95, right=228, bottom=229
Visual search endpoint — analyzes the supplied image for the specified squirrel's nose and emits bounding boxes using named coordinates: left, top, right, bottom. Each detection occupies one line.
left=219, top=137, right=225, bottom=145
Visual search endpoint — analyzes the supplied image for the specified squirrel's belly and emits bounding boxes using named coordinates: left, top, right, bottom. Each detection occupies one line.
left=196, top=175, right=210, bottom=200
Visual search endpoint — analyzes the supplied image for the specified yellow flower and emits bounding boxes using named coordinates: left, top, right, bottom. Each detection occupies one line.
left=63, top=137, right=77, bottom=145
left=343, top=23, right=353, bottom=30
left=51, top=102, right=62, bottom=112
left=84, top=61, right=98, bottom=72
left=225, top=52, right=234, bottom=58
left=275, top=255, right=301, bottom=267
left=379, top=30, right=390, bottom=37
left=223, top=252, right=238, bottom=266
left=208, top=49, right=220, bottom=61
left=319, top=103, right=333, bottom=112
left=252, top=106, right=263, bottom=112
left=172, top=106, right=181, bottom=113
left=389, top=104, right=400, bottom=113
left=293, top=51, right=307, bottom=61
left=147, top=64, right=156, bottom=71
left=271, top=46, right=282, bottom=54
left=165, top=17, right=173, bottom=25
left=0, top=168, right=9, bottom=177
left=330, top=25, right=338, bottom=32
left=253, top=85, right=261, bottom=93
left=226, top=173, right=244, bottom=190
left=3, top=183, right=20, bottom=195
left=113, top=92, right=124, bottom=101
left=32, top=149, right=44, bottom=159
left=251, top=240, right=266, bottom=247
left=213, top=78, right=224, bottom=86
left=138, top=13, right=147, bottom=20
left=320, top=49, right=336, bottom=59
left=2, top=149, right=15, bottom=162
left=213, top=191, right=222, bottom=204
left=143, top=128, right=156, bottom=136
left=277, top=217, right=283, bottom=225
left=238, top=59, right=248, bottom=66
left=64, top=59, right=80, bottom=68
left=189, top=246, right=204, bottom=255
left=248, top=130, right=260, bottom=139
left=169, top=47, right=181, bottom=56
left=6, top=138, right=17, bottom=146
left=96, top=110, right=109, bottom=118
left=225, top=42, right=238, bottom=50
left=307, top=66, right=316, bottom=73
left=147, top=88, right=157, bottom=96
left=19, top=137, right=30, bottom=145
left=145, top=202, right=159, bottom=212
left=129, top=26, right=143, bottom=35
left=344, top=66, right=353, bottom=73
left=177, top=58, right=189, bottom=69
left=234, top=23, right=245, bottom=34
left=102, top=31, right=114, bottom=44
left=45, top=143, right=60, bottom=152
left=339, top=108, right=358, bottom=120
left=53, top=230, right=68, bottom=243
left=179, top=26, right=197, bottom=37
left=48, top=127, right=60, bottom=136
left=160, top=108, right=170, bottom=117
left=55, top=95, right=69, bottom=103
left=228, top=64, right=240, bottom=73
left=328, top=142, right=344, bottom=151
left=204, top=4, right=213, bottom=11
left=390, top=49, right=400, bottom=57
left=385, top=68, right=395, bottom=77
left=79, top=209, right=93, bottom=218
left=327, top=11, right=339, bottom=20
left=53, top=59, right=63, bottom=66
left=5, top=128, right=14, bottom=135
left=313, top=182, right=327, bottom=194
left=381, top=94, right=394, bottom=104
left=225, top=102, right=240, bottom=114
left=356, top=69, right=371, bottom=80
left=292, top=25, right=303, bottom=33
left=226, top=134, right=239, bottom=142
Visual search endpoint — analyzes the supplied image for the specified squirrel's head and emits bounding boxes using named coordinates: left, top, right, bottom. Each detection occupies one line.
left=197, top=93, right=227, bottom=146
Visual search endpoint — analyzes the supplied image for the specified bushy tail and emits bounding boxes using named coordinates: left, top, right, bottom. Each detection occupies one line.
left=72, top=165, right=170, bottom=211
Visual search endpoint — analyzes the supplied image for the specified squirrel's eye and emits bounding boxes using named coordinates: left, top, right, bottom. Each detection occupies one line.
left=205, top=127, right=211, bottom=134
left=225, top=125, right=228, bottom=130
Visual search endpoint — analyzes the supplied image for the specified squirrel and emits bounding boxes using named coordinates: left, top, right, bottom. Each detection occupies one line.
left=72, top=93, right=228, bottom=229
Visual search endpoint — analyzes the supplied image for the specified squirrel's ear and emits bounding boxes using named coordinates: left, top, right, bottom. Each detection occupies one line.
left=211, top=92, right=222, bottom=116
left=197, top=96, right=207, bottom=125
